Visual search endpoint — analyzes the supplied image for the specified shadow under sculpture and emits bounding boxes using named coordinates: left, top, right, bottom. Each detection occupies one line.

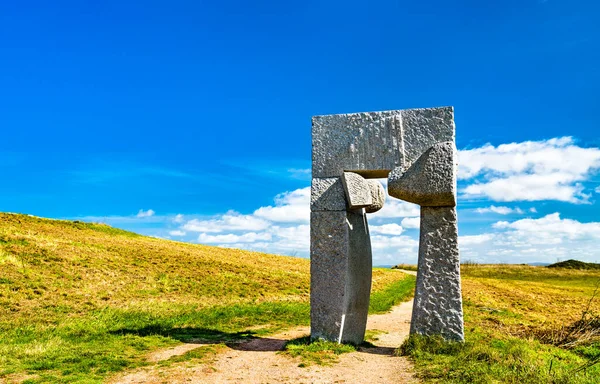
left=310, top=107, right=464, bottom=345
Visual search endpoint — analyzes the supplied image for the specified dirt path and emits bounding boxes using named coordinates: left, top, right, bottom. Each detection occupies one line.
left=111, top=273, right=418, bottom=384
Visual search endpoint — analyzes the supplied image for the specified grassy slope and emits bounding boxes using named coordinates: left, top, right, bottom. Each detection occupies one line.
left=402, top=264, right=600, bottom=383
left=0, top=213, right=414, bottom=383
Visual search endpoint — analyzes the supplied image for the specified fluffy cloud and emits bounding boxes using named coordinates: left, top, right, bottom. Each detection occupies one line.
left=401, top=217, right=420, bottom=229
left=136, top=209, right=155, bottom=218
left=371, top=199, right=420, bottom=219
left=493, top=213, right=600, bottom=240
left=460, top=213, right=600, bottom=263
left=475, top=206, right=524, bottom=215
left=198, top=232, right=272, bottom=244
left=370, top=223, right=403, bottom=235
left=169, top=230, right=186, bottom=236
left=596, top=186, right=600, bottom=194
left=253, top=187, right=310, bottom=223
left=459, top=137, right=600, bottom=203
left=459, top=234, right=494, bottom=246
left=172, top=214, right=184, bottom=223
left=183, top=211, right=270, bottom=233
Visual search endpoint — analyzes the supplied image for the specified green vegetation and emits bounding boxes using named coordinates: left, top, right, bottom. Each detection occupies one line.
left=283, top=336, right=356, bottom=367
left=369, top=270, right=416, bottom=313
left=400, top=264, right=600, bottom=383
left=548, top=259, right=600, bottom=270
left=0, top=213, right=414, bottom=383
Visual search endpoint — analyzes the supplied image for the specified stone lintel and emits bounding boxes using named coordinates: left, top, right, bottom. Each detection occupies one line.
left=312, top=107, right=454, bottom=178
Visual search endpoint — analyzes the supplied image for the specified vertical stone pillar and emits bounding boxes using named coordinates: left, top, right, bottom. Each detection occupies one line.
left=310, top=210, right=372, bottom=344
left=411, top=206, right=464, bottom=341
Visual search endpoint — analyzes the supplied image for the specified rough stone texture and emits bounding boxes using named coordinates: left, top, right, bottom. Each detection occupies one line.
left=365, top=180, right=385, bottom=213
left=312, top=111, right=404, bottom=178
left=311, top=106, right=463, bottom=344
left=311, top=177, right=347, bottom=211
left=310, top=210, right=372, bottom=344
left=401, top=108, right=455, bottom=166
left=312, top=107, right=454, bottom=178
left=342, top=172, right=372, bottom=209
left=388, top=141, right=457, bottom=207
left=410, top=206, right=464, bottom=341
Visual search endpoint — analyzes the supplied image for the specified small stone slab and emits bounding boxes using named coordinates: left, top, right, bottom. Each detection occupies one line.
left=388, top=141, right=456, bottom=207
left=365, top=180, right=385, bottom=213
left=341, top=172, right=372, bottom=209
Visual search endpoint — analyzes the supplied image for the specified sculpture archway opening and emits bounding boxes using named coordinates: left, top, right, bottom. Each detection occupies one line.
left=310, top=107, right=464, bottom=344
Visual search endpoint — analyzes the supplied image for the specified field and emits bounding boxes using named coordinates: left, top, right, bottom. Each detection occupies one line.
left=2, top=212, right=599, bottom=383
left=0, top=213, right=413, bottom=383
left=402, top=264, right=600, bottom=383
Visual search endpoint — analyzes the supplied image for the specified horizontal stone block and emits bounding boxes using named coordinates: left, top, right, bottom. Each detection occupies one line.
left=312, top=107, right=455, bottom=178
left=312, top=110, right=405, bottom=178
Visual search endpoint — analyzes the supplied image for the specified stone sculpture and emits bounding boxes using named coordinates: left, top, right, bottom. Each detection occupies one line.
left=310, top=107, right=464, bottom=344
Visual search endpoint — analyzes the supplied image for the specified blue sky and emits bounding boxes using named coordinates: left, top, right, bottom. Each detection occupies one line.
left=1, top=1, right=599, bottom=265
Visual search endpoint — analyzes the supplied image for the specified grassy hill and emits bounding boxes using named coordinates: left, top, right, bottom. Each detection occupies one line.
left=0, top=213, right=414, bottom=383
left=548, top=259, right=600, bottom=270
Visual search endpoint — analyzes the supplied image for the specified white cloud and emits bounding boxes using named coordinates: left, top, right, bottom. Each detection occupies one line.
left=371, top=199, right=420, bottom=219
left=183, top=211, right=270, bottom=233
left=530, top=207, right=537, bottom=213
left=173, top=214, right=184, bottom=223
left=169, top=230, right=186, bottom=236
left=401, top=217, right=420, bottom=229
left=459, top=234, right=494, bottom=245
left=492, top=213, right=600, bottom=240
left=595, top=186, right=600, bottom=194
left=459, top=137, right=600, bottom=203
left=370, top=223, right=403, bottom=236
left=136, top=209, right=155, bottom=218
left=460, top=213, right=600, bottom=264
left=253, top=187, right=310, bottom=223
left=475, top=205, right=524, bottom=215
left=198, top=232, right=272, bottom=244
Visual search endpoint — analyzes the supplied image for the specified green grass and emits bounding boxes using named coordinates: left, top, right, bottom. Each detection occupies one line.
left=369, top=271, right=416, bottom=314
left=283, top=336, right=357, bottom=367
left=400, top=264, right=600, bottom=383
left=0, top=213, right=414, bottom=383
